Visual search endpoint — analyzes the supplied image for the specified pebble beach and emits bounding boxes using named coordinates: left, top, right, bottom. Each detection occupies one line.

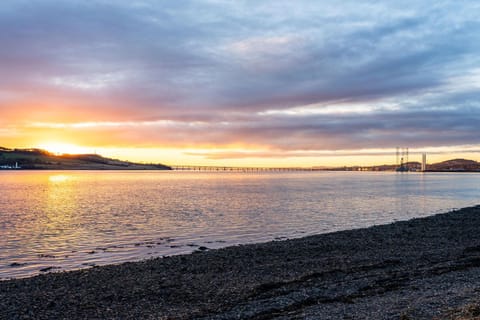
left=2, top=205, right=480, bottom=319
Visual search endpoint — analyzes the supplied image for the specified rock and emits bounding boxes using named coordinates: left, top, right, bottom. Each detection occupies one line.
left=9, top=262, right=27, bottom=267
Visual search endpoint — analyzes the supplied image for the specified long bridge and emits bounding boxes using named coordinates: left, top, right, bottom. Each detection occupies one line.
left=170, top=165, right=319, bottom=172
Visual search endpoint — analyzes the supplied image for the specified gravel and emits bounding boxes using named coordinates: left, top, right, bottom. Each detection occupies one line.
left=2, top=205, right=480, bottom=319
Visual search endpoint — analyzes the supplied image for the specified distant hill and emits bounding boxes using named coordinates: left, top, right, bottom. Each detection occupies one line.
left=325, top=158, right=480, bottom=172
left=427, top=159, right=480, bottom=172
left=0, top=147, right=171, bottom=170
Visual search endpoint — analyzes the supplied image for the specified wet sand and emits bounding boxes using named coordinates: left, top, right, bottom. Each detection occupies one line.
left=2, top=206, right=480, bottom=319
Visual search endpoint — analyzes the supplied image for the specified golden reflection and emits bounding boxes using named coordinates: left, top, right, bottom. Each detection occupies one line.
left=48, top=174, right=70, bottom=183
left=41, top=173, right=80, bottom=243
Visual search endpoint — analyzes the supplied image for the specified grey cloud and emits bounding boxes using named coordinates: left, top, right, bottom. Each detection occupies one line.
left=1, top=0, right=480, bottom=153
left=185, top=147, right=480, bottom=160
left=35, top=106, right=480, bottom=152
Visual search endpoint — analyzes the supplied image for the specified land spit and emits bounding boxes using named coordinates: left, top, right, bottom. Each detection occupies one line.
left=2, top=206, right=480, bottom=319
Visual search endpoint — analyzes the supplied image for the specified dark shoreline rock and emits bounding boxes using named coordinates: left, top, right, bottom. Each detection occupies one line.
left=2, top=205, right=480, bottom=319
left=8, top=263, right=27, bottom=268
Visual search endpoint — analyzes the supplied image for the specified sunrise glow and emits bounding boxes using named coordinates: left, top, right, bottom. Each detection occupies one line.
left=36, top=143, right=93, bottom=156
left=0, top=1, right=479, bottom=167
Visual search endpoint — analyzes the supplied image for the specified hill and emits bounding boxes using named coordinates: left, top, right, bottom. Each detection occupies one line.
left=325, top=159, right=480, bottom=172
left=0, top=147, right=171, bottom=170
left=427, top=158, right=480, bottom=172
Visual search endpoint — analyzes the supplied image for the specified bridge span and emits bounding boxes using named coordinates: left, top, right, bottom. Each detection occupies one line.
left=171, top=165, right=319, bottom=172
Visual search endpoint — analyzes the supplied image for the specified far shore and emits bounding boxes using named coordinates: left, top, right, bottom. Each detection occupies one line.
left=0, top=166, right=172, bottom=170
left=2, top=206, right=480, bottom=319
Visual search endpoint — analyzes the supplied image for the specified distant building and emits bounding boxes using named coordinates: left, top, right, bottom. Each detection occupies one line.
left=0, top=162, right=21, bottom=169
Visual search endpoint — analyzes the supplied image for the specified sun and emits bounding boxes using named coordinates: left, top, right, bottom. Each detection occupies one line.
left=36, top=142, right=92, bottom=155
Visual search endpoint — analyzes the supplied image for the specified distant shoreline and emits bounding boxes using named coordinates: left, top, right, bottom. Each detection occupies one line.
left=2, top=168, right=480, bottom=173
left=2, top=205, right=480, bottom=319
left=0, top=147, right=171, bottom=170
left=0, top=167, right=172, bottom=171
left=2, top=147, right=480, bottom=172
left=322, top=169, right=480, bottom=173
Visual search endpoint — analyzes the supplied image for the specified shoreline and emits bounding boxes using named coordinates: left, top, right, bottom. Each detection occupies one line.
left=2, top=206, right=480, bottom=319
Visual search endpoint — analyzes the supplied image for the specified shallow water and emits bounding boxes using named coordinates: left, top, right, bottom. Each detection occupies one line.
left=1, top=170, right=479, bottom=279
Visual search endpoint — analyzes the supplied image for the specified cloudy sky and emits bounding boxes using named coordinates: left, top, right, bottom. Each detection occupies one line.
left=1, top=0, right=480, bottom=166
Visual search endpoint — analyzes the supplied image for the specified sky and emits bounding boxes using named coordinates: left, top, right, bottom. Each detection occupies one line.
left=1, top=0, right=480, bottom=167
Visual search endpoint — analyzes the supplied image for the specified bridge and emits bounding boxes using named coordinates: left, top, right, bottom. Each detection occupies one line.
left=170, top=165, right=319, bottom=172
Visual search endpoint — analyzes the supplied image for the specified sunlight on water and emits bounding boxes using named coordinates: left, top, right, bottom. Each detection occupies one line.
left=48, top=174, right=70, bottom=183
left=1, top=170, right=479, bottom=279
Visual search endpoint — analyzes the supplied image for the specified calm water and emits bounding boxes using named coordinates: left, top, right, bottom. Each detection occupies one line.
left=1, top=170, right=479, bottom=279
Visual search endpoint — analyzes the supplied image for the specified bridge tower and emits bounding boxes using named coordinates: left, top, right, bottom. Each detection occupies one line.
left=421, top=153, right=427, bottom=172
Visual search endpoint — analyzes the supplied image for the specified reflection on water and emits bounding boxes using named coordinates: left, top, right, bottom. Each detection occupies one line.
left=1, top=170, right=479, bottom=279
left=48, top=174, right=69, bottom=183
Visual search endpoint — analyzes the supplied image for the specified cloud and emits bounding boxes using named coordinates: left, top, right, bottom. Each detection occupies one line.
left=185, top=146, right=480, bottom=160
left=0, top=0, right=480, bottom=158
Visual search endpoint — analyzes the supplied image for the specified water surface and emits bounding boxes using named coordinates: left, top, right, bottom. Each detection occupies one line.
left=1, top=170, right=479, bottom=279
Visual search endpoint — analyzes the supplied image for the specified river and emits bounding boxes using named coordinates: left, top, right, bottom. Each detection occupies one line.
left=1, top=170, right=479, bottom=279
